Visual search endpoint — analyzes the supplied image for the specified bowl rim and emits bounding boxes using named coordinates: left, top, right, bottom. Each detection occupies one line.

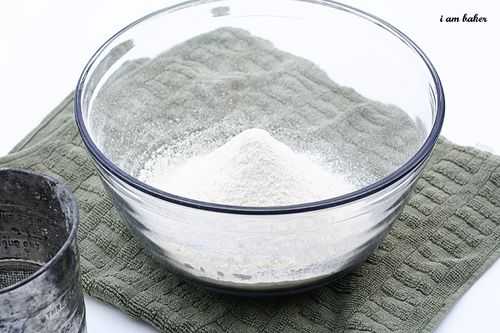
left=75, top=0, right=445, bottom=215
left=0, top=168, right=80, bottom=294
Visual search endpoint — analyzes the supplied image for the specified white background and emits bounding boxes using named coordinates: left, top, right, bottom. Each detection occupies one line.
left=0, top=1, right=499, bottom=332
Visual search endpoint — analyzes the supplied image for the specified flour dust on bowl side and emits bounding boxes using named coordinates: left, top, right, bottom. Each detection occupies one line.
left=75, top=0, right=444, bottom=295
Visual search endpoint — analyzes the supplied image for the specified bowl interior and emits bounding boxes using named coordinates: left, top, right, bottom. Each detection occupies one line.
left=77, top=0, right=442, bottom=209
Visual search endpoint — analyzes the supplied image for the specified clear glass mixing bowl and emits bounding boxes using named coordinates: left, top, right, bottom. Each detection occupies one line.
left=75, top=0, right=444, bottom=295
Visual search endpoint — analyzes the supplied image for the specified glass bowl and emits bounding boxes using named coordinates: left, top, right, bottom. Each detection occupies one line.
left=75, top=0, right=444, bottom=295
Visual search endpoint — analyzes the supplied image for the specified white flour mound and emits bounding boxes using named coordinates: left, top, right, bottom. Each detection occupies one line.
left=141, top=128, right=354, bottom=206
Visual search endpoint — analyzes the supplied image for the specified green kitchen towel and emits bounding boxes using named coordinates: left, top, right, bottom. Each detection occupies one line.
left=1, top=94, right=499, bottom=333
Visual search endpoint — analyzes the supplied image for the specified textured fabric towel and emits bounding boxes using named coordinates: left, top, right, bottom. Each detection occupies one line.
left=1, top=94, right=499, bottom=333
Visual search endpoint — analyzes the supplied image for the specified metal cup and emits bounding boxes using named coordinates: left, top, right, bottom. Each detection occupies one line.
left=0, top=169, right=86, bottom=332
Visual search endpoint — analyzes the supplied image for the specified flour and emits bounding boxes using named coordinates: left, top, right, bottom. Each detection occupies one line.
left=91, top=27, right=425, bottom=190
left=89, top=27, right=427, bottom=283
left=140, top=128, right=354, bottom=206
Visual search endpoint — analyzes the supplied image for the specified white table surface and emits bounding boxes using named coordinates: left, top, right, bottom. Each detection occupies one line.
left=1, top=1, right=499, bottom=332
